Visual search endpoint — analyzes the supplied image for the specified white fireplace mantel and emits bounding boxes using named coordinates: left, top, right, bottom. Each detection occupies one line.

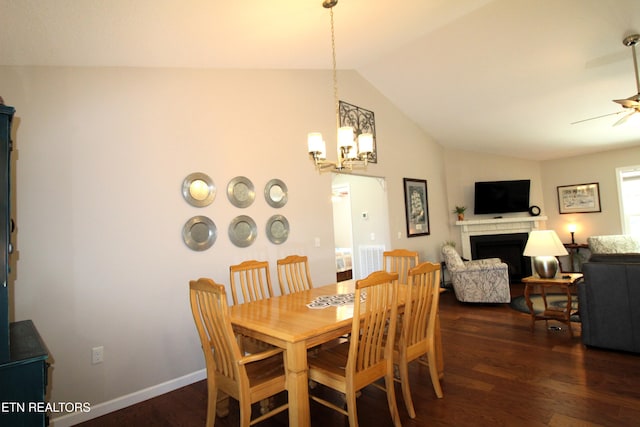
left=456, top=216, right=547, bottom=259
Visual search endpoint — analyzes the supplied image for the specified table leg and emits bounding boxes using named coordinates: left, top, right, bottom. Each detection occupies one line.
left=565, top=288, right=573, bottom=337
left=540, top=287, right=548, bottom=311
left=524, top=284, right=535, bottom=332
left=285, top=341, right=310, bottom=427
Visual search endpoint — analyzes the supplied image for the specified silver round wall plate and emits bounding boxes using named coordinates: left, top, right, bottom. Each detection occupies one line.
left=228, top=215, right=257, bottom=247
left=266, top=214, right=289, bottom=244
left=227, top=176, right=255, bottom=208
left=182, top=216, right=217, bottom=251
left=264, top=178, right=288, bottom=208
left=182, top=172, right=216, bottom=207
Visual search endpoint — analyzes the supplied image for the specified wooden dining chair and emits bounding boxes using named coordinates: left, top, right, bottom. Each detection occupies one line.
left=308, top=270, right=402, bottom=427
left=229, top=260, right=274, bottom=305
left=189, top=278, right=289, bottom=427
left=276, top=255, right=313, bottom=295
left=394, top=261, right=443, bottom=418
left=383, top=249, right=419, bottom=284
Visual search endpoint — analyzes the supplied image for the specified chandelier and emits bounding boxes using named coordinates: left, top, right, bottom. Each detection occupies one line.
left=308, top=0, right=373, bottom=172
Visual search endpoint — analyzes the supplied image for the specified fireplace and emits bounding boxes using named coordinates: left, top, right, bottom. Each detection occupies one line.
left=470, top=233, right=531, bottom=282
left=456, top=216, right=546, bottom=283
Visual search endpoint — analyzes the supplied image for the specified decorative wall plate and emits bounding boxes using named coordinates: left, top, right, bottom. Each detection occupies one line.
left=228, top=215, right=257, bottom=247
left=227, top=176, right=255, bottom=208
left=266, top=214, right=289, bottom=245
left=182, top=216, right=217, bottom=251
left=264, top=178, right=288, bottom=208
left=182, top=172, right=215, bottom=207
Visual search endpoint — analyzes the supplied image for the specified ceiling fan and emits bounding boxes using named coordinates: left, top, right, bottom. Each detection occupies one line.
left=572, top=33, right=640, bottom=126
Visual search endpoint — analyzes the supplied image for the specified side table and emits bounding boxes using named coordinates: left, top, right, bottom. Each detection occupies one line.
left=521, top=273, right=583, bottom=336
left=562, top=243, right=589, bottom=272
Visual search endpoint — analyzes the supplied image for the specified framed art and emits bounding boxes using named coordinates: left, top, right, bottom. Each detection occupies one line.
left=403, top=178, right=430, bottom=237
left=557, top=182, right=601, bottom=214
left=339, top=101, right=377, bottom=163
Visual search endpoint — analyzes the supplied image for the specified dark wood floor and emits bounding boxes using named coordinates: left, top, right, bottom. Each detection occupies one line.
left=77, top=284, right=640, bottom=427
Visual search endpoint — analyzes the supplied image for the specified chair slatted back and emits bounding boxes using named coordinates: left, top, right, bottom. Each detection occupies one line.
left=229, top=260, right=274, bottom=305
left=189, top=278, right=242, bottom=384
left=349, top=270, right=399, bottom=377
left=403, top=262, right=441, bottom=350
left=189, top=278, right=289, bottom=426
left=394, top=261, right=443, bottom=417
left=277, top=255, right=313, bottom=294
left=383, top=249, right=419, bottom=285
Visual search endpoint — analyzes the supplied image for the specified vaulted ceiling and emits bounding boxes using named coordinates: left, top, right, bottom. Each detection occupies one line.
left=2, top=0, right=640, bottom=160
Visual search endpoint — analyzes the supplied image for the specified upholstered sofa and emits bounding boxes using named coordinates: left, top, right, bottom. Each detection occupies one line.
left=441, top=245, right=511, bottom=303
left=578, top=235, right=640, bottom=354
left=586, top=234, right=640, bottom=254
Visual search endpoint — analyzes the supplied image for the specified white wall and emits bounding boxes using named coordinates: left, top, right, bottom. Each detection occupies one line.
left=0, top=65, right=448, bottom=420
left=443, top=148, right=545, bottom=247
left=441, top=145, right=640, bottom=251
left=541, top=145, right=640, bottom=240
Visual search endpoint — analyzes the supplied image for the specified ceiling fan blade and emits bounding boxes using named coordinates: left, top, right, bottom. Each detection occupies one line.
left=613, top=110, right=637, bottom=126
left=613, top=97, right=640, bottom=108
left=577, top=35, right=640, bottom=127
left=570, top=110, right=626, bottom=125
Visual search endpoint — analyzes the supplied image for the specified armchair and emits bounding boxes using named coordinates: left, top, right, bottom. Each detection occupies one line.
left=441, top=245, right=511, bottom=303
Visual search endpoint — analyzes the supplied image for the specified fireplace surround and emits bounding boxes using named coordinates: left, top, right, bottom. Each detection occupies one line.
left=456, top=216, right=547, bottom=281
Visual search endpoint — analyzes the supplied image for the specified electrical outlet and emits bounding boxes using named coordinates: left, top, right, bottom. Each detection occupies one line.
left=92, top=346, right=104, bottom=364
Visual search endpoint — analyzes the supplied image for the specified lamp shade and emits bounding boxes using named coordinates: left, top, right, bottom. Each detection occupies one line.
left=337, top=126, right=354, bottom=149
left=357, top=133, right=373, bottom=154
left=523, top=230, right=568, bottom=257
left=308, top=132, right=325, bottom=154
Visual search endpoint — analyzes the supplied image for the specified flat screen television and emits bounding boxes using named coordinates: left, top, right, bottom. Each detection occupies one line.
left=474, top=180, right=530, bottom=214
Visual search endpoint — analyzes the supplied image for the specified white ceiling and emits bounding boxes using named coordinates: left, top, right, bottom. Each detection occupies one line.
left=2, top=0, right=640, bottom=160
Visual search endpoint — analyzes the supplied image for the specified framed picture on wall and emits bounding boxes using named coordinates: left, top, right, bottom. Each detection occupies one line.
left=403, top=178, right=430, bottom=237
left=557, top=182, right=601, bottom=214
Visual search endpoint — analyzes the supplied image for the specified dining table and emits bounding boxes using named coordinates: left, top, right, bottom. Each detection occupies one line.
left=229, top=280, right=444, bottom=427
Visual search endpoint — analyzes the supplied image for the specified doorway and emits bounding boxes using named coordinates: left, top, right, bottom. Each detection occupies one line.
left=331, top=173, right=391, bottom=281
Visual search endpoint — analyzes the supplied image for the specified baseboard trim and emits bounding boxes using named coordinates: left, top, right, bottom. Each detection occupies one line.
left=50, top=369, right=206, bottom=427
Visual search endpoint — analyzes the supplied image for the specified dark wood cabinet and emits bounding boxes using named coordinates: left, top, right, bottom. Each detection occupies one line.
left=336, top=269, right=352, bottom=282
left=0, top=321, right=49, bottom=426
left=0, top=104, right=49, bottom=426
left=0, top=104, right=13, bottom=362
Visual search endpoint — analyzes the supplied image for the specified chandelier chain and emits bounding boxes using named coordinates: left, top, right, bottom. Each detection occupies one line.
left=329, top=7, right=340, bottom=130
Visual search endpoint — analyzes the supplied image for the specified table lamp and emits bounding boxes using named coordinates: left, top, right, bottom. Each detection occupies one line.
left=567, top=223, right=577, bottom=244
left=523, top=230, right=568, bottom=278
